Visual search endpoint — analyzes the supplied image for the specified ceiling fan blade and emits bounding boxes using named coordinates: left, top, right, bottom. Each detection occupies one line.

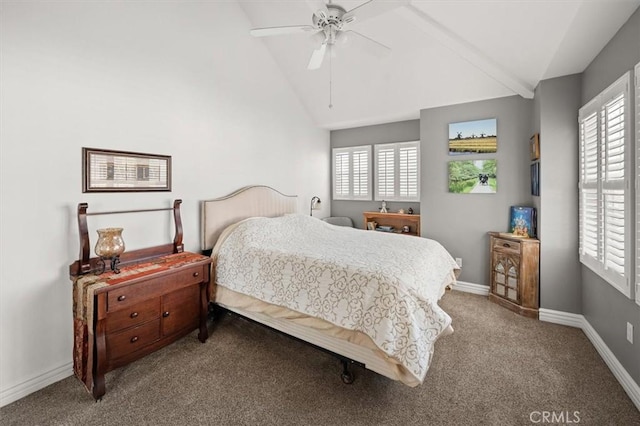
left=307, top=43, right=327, bottom=70
left=343, top=0, right=410, bottom=25
left=305, top=0, right=327, bottom=14
left=343, top=30, right=390, bottom=58
left=250, top=25, right=317, bottom=37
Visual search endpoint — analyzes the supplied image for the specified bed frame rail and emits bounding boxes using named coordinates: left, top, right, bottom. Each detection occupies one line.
left=211, top=304, right=363, bottom=384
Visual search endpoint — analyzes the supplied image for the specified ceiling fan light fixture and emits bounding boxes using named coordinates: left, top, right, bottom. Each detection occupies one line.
left=250, top=0, right=403, bottom=107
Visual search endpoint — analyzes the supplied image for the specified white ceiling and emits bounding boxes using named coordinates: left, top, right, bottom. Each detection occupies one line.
left=238, top=0, right=639, bottom=130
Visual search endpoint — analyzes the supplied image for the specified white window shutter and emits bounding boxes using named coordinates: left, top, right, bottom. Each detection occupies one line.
left=579, top=112, right=599, bottom=262
left=376, top=146, right=395, bottom=199
left=578, top=71, right=631, bottom=297
left=635, top=62, right=640, bottom=306
left=352, top=148, right=370, bottom=198
left=601, top=94, right=626, bottom=279
left=333, top=150, right=350, bottom=199
left=332, top=146, right=372, bottom=201
left=374, top=141, right=420, bottom=202
left=399, top=144, right=419, bottom=198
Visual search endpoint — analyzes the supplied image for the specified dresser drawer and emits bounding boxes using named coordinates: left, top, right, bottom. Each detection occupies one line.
left=492, top=238, right=521, bottom=254
left=105, top=298, right=160, bottom=333
left=107, top=319, right=160, bottom=361
left=107, top=264, right=206, bottom=312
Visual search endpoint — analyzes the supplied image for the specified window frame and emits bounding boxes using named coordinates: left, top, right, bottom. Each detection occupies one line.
left=373, top=141, right=421, bottom=202
left=578, top=71, right=632, bottom=298
left=635, top=62, right=640, bottom=306
left=332, top=145, right=372, bottom=201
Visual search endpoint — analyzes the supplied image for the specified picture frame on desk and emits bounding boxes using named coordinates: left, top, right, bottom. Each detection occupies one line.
left=509, top=206, right=536, bottom=238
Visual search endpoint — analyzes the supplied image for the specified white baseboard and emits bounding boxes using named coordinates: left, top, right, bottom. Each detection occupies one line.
left=538, top=308, right=584, bottom=328
left=581, top=319, right=640, bottom=411
left=451, top=280, right=490, bottom=296
left=539, top=308, right=640, bottom=411
left=0, top=362, right=73, bottom=408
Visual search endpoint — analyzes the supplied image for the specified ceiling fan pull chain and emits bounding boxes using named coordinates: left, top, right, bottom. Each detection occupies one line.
left=329, top=44, right=333, bottom=109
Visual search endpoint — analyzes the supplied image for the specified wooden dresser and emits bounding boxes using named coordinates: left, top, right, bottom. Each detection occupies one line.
left=69, top=201, right=211, bottom=399
left=362, top=212, right=421, bottom=236
left=488, top=232, right=540, bottom=318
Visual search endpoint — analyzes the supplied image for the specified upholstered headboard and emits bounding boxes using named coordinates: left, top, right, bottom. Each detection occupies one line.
left=201, top=185, right=297, bottom=251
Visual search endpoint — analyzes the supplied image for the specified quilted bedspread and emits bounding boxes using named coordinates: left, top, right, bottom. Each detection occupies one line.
left=213, top=214, right=459, bottom=384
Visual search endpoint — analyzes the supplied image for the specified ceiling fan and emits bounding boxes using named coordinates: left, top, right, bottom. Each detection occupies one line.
left=249, top=0, right=409, bottom=70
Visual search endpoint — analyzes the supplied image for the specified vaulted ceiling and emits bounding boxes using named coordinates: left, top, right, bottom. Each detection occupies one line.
left=238, top=0, right=639, bottom=130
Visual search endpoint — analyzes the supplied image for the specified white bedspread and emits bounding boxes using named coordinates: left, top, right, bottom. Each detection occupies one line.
left=213, top=214, right=459, bottom=384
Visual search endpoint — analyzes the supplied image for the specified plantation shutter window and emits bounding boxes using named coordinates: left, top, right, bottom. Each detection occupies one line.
left=332, top=146, right=372, bottom=201
left=578, top=71, right=631, bottom=298
left=399, top=145, right=419, bottom=198
left=579, top=111, right=599, bottom=260
left=635, top=62, right=640, bottom=306
left=374, top=141, right=420, bottom=202
left=376, top=147, right=395, bottom=199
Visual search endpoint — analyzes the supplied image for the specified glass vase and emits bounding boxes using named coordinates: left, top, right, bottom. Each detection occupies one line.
left=95, top=228, right=125, bottom=258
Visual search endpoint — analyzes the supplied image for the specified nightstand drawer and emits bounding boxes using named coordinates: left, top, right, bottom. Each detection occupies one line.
left=107, top=264, right=205, bottom=312
left=105, top=298, right=160, bottom=333
left=492, top=238, right=521, bottom=254
left=107, top=319, right=160, bottom=361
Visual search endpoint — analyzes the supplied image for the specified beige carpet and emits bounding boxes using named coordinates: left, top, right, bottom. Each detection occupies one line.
left=1, top=291, right=638, bottom=425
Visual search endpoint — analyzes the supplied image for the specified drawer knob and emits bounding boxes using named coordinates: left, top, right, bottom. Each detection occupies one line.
left=117, top=295, right=126, bottom=301
left=503, top=243, right=510, bottom=248
left=130, top=312, right=139, bottom=319
left=192, top=272, right=199, bottom=277
left=162, top=311, right=170, bottom=318
left=130, top=336, right=139, bottom=343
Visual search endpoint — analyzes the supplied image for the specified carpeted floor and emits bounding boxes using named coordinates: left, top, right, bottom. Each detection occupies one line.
left=1, top=290, right=638, bottom=425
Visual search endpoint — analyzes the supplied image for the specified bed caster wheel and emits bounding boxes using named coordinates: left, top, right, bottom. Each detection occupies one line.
left=340, top=359, right=355, bottom=384
left=341, top=371, right=354, bottom=384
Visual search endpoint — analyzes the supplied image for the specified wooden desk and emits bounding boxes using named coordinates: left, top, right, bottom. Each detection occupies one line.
left=362, top=212, right=421, bottom=236
left=69, top=201, right=211, bottom=399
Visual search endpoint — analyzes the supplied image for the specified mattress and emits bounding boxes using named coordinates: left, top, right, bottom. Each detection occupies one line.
left=211, top=214, right=459, bottom=385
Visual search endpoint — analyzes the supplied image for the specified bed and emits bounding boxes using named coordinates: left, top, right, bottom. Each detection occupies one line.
left=201, top=186, right=459, bottom=386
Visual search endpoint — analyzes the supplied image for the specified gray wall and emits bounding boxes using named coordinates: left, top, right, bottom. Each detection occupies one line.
left=580, top=7, right=640, bottom=386
left=421, top=96, right=533, bottom=284
left=536, top=74, right=583, bottom=313
left=328, top=6, right=640, bottom=388
left=330, top=120, right=421, bottom=229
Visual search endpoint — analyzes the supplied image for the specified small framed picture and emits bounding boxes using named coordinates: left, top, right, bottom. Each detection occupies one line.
left=531, top=162, right=540, bottom=196
left=530, top=134, right=540, bottom=161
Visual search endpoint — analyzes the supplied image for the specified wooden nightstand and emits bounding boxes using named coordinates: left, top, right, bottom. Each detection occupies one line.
left=363, top=212, right=421, bottom=236
left=488, top=232, right=540, bottom=318
left=69, top=201, right=212, bottom=400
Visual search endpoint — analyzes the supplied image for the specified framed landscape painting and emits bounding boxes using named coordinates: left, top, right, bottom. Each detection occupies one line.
left=448, top=159, right=497, bottom=194
left=449, top=118, right=497, bottom=155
